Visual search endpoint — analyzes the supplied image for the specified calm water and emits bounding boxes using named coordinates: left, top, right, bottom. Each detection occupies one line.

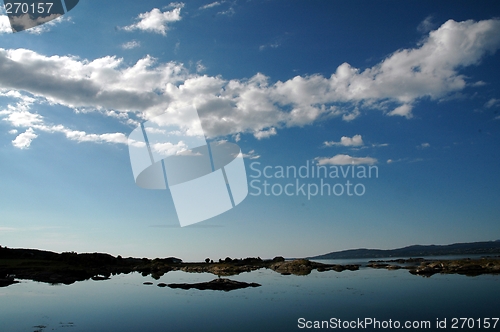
left=1, top=260, right=499, bottom=331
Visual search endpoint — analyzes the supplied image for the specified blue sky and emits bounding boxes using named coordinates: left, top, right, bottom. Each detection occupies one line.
left=1, top=0, right=500, bottom=261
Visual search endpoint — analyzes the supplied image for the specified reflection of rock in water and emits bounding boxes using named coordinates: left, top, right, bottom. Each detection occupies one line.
left=32, top=325, right=47, bottom=332
left=33, top=322, right=75, bottom=332
left=270, top=259, right=360, bottom=275
left=166, top=278, right=261, bottom=291
left=0, top=276, right=18, bottom=287
left=363, top=257, right=500, bottom=277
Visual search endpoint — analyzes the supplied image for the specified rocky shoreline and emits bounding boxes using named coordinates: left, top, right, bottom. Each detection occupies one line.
left=0, top=247, right=359, bottom=288
left=1, top=247, right=499, bottom=289
left=367, top=257, right=500, bottom=277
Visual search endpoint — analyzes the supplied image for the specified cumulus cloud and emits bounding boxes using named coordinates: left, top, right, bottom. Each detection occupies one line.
left=122, top=4, right=184, bottom=36
left=150, top=141, right=188, bottom=156
left=1, top=18, right=500, bottom=149
left=324, top=134, right=364, bottom=147
left=0, top=15, right=11, bottom=34
left=12, top=128, right=37, bottom=149
left=316, top=154, right=377, bottom=166
left=0, top=49, right=182, bottom=113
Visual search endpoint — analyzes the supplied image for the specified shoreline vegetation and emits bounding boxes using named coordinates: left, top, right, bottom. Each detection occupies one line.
left=1, top=242, right=500, bottom=290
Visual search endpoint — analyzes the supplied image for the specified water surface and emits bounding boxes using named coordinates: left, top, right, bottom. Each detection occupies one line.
left=1, top=263, right=498, bottom=331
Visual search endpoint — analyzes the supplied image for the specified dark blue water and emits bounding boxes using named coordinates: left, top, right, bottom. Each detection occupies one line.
left=1, top=262, right=498, bottom=331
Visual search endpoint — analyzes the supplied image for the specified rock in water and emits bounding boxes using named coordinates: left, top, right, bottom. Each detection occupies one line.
left=167, top=278, right=261, bottom=291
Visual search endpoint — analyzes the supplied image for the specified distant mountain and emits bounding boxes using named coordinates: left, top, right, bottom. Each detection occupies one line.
left=309, top=241, right=500, bottom=260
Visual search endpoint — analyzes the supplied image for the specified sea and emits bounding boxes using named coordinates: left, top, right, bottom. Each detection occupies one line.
left=0, top=255, right=498, bottom=331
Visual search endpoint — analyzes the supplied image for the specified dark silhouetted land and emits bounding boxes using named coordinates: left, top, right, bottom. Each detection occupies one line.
left=1, top=241, right=500, bottom=288
left=309, top=240, right=500, bottom=260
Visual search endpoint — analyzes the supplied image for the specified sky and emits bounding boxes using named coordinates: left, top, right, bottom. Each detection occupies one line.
left=0, top=0, right=500, bottom=261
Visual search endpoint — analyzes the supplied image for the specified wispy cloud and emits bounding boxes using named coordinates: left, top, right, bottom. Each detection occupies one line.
left=485, top=98, right=500, bottom=108
left=199, top=1, right=224, bottom=10
left=242, top=149, right=260, bottom=159
left=417, top=15, right=436, bottom=33
left=121, top=40, right=141, bottom=50
left=316, top=154, right=377, bottom=166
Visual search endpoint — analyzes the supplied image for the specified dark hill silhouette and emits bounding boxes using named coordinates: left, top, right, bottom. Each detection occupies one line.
left=309, top=241, right=500, bottom=260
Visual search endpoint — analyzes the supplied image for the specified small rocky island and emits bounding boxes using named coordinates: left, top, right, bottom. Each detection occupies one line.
left=166, top=278, right=261, bottom=291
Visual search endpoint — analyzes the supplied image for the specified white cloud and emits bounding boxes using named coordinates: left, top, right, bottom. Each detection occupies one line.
left=218, top=7, right=235, bottom=16
left=0, top=14, right=70, bottom=34
left=199, top=2, right=223, bottom=10
left=485, top=98, right=500, bottom=108
left=419, top=142, right=430, bottom=148
left=259, top=42, right=281, bottom=51
left=196, top=61, right=206, bottom=73
left=26, top=15, right=71, bottom=34
left=151, top=141, right=188, bottom=156
left=62, top=130, right=129, bottom=144
left=1, top=101, right=135, bottom=148
left=122, top=40, right=141, bottom=49
left=6, top=110, right=43, bottom=127
left=123, top=4, right=184, bottom=36
left=472, top=81, right=487, bottom=87
left=316, top=154, right=377, bottom=166
left=388, top=104, right=413, bottom=118
left=0, top=49, right=184, bottom=113
left=1, top=18, right=500, bottom=149
left=342, top=108, right=360, bottom=121
left=417, top=16, right=436, bottom=33
left=0, top=15, right=11, bottom=34
left=12, top=128, right=37, bottom=149
left=242, top=149, right=260, bottom=159
left=253, top=127, right=277, bottom=140
left=324, top=134, right=364, bottom=147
